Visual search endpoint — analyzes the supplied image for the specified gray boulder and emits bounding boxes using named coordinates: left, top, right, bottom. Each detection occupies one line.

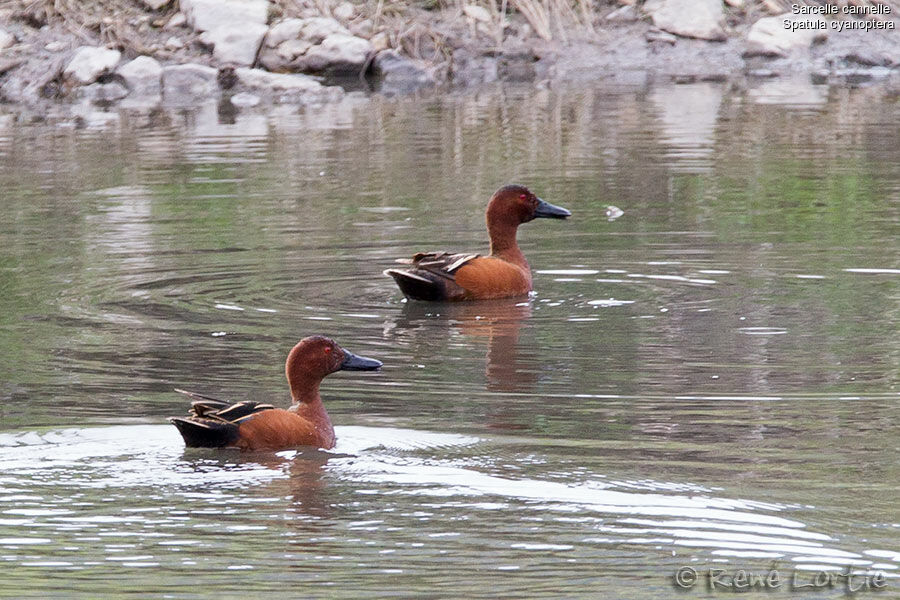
left=180, top=0, right=269, bottom=33
left=234, top=67, right=323, bottom=92
left=200, top=23, right=269, bottom=66
left=162, top=63, right=219, bottom=101
left=260, top=17, right=373, bottom=75
left=180, top=0, right=270, bottom=66
left=79, top=81, right=129, bottom=103
left=371, top=50, right=434, bottom=94
left=117, top=56, right=163, bottom=97
left=0, top=28, right=14, bottom=50
left=746, top=14, right=827, bottom=57
left=64, top=46, right=122, bottom=85
left=644, top=0, right=726, bottom=41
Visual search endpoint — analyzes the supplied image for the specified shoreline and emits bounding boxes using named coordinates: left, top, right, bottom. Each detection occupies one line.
left=1, top=0, right=898, bottom=114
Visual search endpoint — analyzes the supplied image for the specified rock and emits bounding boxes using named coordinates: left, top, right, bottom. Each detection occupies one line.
left=450, top=47, right=498, bottom=86
left=646, top=29, right=678, bottom=44
left=162, top=63, right=219, bottom=100
left=371, top=50, right=434, bottom=94
left=80, top=81, right=129, bottom=103
left=230, top=92, right=261, bottom=107
left=745, top=14, right=826, bottom=57
left=463, top=5, right=492, bottom=24
left=371, top=31, right=389, bottom=51
left=277, top=39, right=313, bottom=61
left=605, top=6, right=637, bottom=21
left=0, top=28, right=14, bottom=50
left=63, top=46, right=121, bottom=85
left=141, top=0, right=170, bottom=9
left=199, top=22, right=268, bottom=66
left=842, top=50, right=892, bottom=68
left=117, top=55, right=162, bottom=97
left=725, top=0, right=744, bottom=7
left=300, top=34, right=371, bottom=72
left=164, top=36, right=184, bottom=50
left=333, top=1, right=354, bottom=21
left=350, top=19, right=373, bottom=38
left=300, top=17, right=352, bottom=44
left=260, top=18, right=373, bottom=75
left=180, top=0, right=269, bottom=33
left=233, top=67, right=343, bottom=103
left=165, top=12, right=187, bottom=30
left=498, top=48, right=536, bottom=82
left=234, top=67, right=323, bottom=92
left=266, top=18, right=308, bottom=47
left=644, top=0, right=726, bottom=41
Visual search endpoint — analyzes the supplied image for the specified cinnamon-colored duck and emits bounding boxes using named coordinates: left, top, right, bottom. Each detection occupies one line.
left=169, top=336, right=381, bottom=451
left=384, top=185, right=570, bottom=301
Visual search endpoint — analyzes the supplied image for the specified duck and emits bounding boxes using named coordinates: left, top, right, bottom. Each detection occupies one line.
left=169, top=335, right=382, bottom=451
left=384, top=185, right=570, bottom=301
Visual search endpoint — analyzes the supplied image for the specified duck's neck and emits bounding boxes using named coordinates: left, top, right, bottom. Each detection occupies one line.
left=290, top=376, right=322, bottom=406
left=290, top=379, right=334, bottom=435
left=488, top=221, right=529, bottom=270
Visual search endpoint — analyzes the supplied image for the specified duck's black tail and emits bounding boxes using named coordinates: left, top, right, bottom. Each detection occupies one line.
left=169, top=389, right=276, bottom=448
left=169, top=417, right=240, bottom=448
left=384, top=268, right=446, bottom=301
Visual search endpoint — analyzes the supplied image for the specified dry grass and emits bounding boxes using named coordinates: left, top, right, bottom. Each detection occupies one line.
left=5, top=0, right=899, bottom=57
left=6, top=0, right=175, bottom=53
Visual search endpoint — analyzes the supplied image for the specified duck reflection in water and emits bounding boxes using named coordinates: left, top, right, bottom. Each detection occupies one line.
left=387, top=298, right=538, bottom=397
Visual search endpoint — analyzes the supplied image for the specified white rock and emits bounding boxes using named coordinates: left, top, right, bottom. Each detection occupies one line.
left=725, top=0, right=744, bottom=7
left=644, top=0, right=726, bottom=41
left=230, top=92, right=261, bottom=107
left=201, top=22, right=268, bottom=66
left=277, top=39, right=312, bottom=61
left=234, top=67, right=322, bottom=91
left=605, top=5, right=637, bottom=21
left=81, top=81, right=129, bottom=103
left=164, top=36, right=184, bottom=50
left=162, top=63, right=219, bottom=100
left=746, top=13, right=826, bottom=56
left=117, top=55, right=162, bottom=97
left=301, top=17, right=352, bottom=44
left=371, top=31, right=389, bottom=52
left=141, top=0, right=170, bottom=9
left=0, top=28, right=14, bottom=50
left=165, top=12, right=187, bottom=29
left=463, top=5, right=492, bottom=24
left=301, top=33, right=372, bottom=71
left=180, top=0, right=269, bottom=33
left=260, top=17, right=372, bottom=74
left=266, top=19, right=306, bottom=47
left=64, top=46, right=122, bottom=85
left=333, top=1, right=355, bottom=21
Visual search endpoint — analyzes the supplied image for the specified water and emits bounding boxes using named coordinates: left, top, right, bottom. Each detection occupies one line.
left=1, top=79, right=898, bottom=597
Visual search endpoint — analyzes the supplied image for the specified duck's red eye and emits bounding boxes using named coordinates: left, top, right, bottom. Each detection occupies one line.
left=519, top=194, right=527, bottom=200
left=324, top=347, right=332, bottom=354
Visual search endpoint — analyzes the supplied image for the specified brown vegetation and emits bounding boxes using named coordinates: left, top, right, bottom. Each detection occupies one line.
left=6, top=0, right=899, bottom=63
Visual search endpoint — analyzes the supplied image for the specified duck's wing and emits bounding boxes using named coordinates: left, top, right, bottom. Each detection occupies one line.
left=384, top=251, right=480, bottom=301
left=169, top=389, right=275, bottom=448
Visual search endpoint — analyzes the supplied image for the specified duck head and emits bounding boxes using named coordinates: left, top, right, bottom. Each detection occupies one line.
left=486, top=185, right=570, bottom=226
left=485, top=185, right=570, bottom=253
left=286, top=335, right=382, bottom=401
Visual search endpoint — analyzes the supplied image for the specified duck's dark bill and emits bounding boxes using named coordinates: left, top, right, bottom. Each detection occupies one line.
left=340, top=350, right=383, bottom=371
left=534, top=198, right=571, bottom=219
